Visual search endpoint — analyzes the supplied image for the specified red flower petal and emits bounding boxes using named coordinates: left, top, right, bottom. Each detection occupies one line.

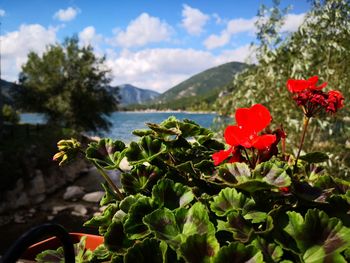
left=224, top=125, right=252, bottom=148
left=251, top=134, right=276, bottom=150
left=307, top=75, right=319, bottom=86
left=212, top=148, right=233, bottom=166
left=236, top=104, right=272, bottom=134
left=287, top=79, right=310, bottom=93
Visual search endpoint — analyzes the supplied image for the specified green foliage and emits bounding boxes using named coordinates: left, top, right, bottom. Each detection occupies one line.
left=35, top=236, right=93, bottom=263
left=216, top=0, right=350, bottom=178
left=14, top=36, right=118, bottom=132
left=2, top=104, right=19, bottom=124
left=56, top=116, right=350, bottom=262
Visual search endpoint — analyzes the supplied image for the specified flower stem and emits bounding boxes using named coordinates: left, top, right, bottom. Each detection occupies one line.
left=96, top=165, right=124, bottom=200
left=243, top=148, right=253, bottom=167
left=294, top=117, right=310, bottom=172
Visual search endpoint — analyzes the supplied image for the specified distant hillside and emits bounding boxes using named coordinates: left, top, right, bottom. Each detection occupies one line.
left=0, top=79, right=20, bottom=105
left=137, top=61, right=247, bottom=111
left=117, top=84, right=160, bottom=105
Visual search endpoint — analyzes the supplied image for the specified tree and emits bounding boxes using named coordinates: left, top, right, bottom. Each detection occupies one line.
left=15, top=36, right=118, bottom=132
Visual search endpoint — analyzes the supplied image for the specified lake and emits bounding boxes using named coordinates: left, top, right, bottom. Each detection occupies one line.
left=20, top=112, right=220, bottom=143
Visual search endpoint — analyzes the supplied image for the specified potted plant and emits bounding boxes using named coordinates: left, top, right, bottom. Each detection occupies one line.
left=35, top=76, right=349, bottom=262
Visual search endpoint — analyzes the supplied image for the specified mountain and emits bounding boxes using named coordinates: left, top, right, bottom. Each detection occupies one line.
left=0, top=79, right=20, bottom=105
left=141, top=61, right=247, bottom=110
left=117, top=84, right=160, bottom=105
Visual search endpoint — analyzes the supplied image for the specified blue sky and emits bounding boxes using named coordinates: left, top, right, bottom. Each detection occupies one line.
left=0, top=0, right=310, bottom=92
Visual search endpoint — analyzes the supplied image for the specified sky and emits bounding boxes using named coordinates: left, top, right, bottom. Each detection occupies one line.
left=0, top=0, right=310, bottom=93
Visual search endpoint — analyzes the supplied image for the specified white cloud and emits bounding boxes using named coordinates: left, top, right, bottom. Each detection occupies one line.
left=0, top=9, right=5, bottom=17
left=204, top=13, right=305, bottom=50
left=79, top=26, right=103, bottom=47
left=106, top=46, right=252, bottom=92
left=281, top=13, right=305, bottom=32
left=110, top=13, right=173, bottom=48
left=181, top=4, right=210, bottom=36
left=204, top=32, right=230, bottom=50
left=226, top=17, right=257, bottom=35
left=1, top=24, right=57, bottom=81
left=53, top=7, right=80, bottom=22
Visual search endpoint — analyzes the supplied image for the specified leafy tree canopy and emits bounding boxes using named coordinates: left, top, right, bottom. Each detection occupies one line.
left=15, top=36, right=118, bottom=132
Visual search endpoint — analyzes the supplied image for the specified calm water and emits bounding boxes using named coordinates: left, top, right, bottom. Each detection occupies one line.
left=20, top=112, right=218, bottom=143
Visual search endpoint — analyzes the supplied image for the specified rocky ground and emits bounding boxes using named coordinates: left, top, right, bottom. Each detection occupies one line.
left=0, top=167, right=122, bottom=255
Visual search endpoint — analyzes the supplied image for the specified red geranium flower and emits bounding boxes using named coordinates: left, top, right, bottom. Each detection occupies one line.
left=327, top=90, right=344, bottom=113
left=212, top=104, right=276, bottom=166
left=224, top=104, right=276, bottom=150
left=287, top=76, right=327, bottom=93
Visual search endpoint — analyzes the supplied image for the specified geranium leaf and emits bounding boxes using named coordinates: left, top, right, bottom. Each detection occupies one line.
left=234, top=180, right=273, bottom=193
left=180, top=234, right=220, bottom=263
left=217, top=212, right=254, bottom=243
left=84, top=203, right=118, bottom=234
left=132, top=129, right=154, bottom=137
left=213, top=242, right=264, bottom=263
left=210, top=188, right=255, bottom=217
left=146, top=122, right=181, bottom=136
left=91, top=244, right=111, bottom=262
left=123, top=196, right=158, bottom=239
left=100, top=182, right=119, bottom=206
left=119, top=194, right=144, bottom=213
left=104, top=221, right=133, bottom=253
left=283, top=209, right=350, bottom=261
left=300, top=152, right=329, bottom=163
left=86, top=139, right=125, bottom=169
left=161, top=117, right=211, bottom=138
left=125, top=136, right=166, bottom=165
left=254, top=161, right=291, bottom=188
left=223, top=162, right=252, bottom=183
left=152, top=178, right=194, bottom=210
left=124, top=238, right=164, bottom=263
left=143, top=207, right=181, bottom=247
left=121, top=164, right=161, bottom=195
left=182, top=202, right=216, bottom=237
left=244, top=211, right=268, bottom=224
left=252, top=237, right=284, bottom=262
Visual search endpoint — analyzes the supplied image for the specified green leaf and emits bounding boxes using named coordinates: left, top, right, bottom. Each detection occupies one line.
left=161, top=117, right=212, bottom=138
left=182, top=202, right=216, bottom=237
left=180, top=234, right=220, bottom=263
left=104, top=221, right=133, bottom=253
left=283, top=209, right=350, bottom=261
left=121, top=164, right=161, bottom=195
left=100, top=182, right=119, bottom=206
left=300, top=152, right=329, bottom=163
left=132, top=129, right=154, bottom=137
left=124, top=238, right=164, bottom=263
left=146, top=122, right=182, bottom=136
left=86, top=139, right=125, bottom=169
left=143, top=207, right=181, bottom=246
left=123, top=196, right=158, bottom=239
left=254, top=161, right=291, bottom=188
left=119, top=194, right=144, bottom=213
left=210, top=188, right=255, bottom=217
left=217, top=212, right=254, bottom=243
left=243, top=211, right=268, bottom=224
left=83, top=203, right=118, bottom=234
left=35, top=247, right=64, bottom=263
left=220, top=162, right=252, bottom=184
left=125, top=136, right=166, bottom=165
left=152, top=178, right=194, bottom=210
left=91, top=244, right=111, bottom=262
left=252, top=237, right=284, bottom=262
left=214, top=242, right=264, bottom=263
